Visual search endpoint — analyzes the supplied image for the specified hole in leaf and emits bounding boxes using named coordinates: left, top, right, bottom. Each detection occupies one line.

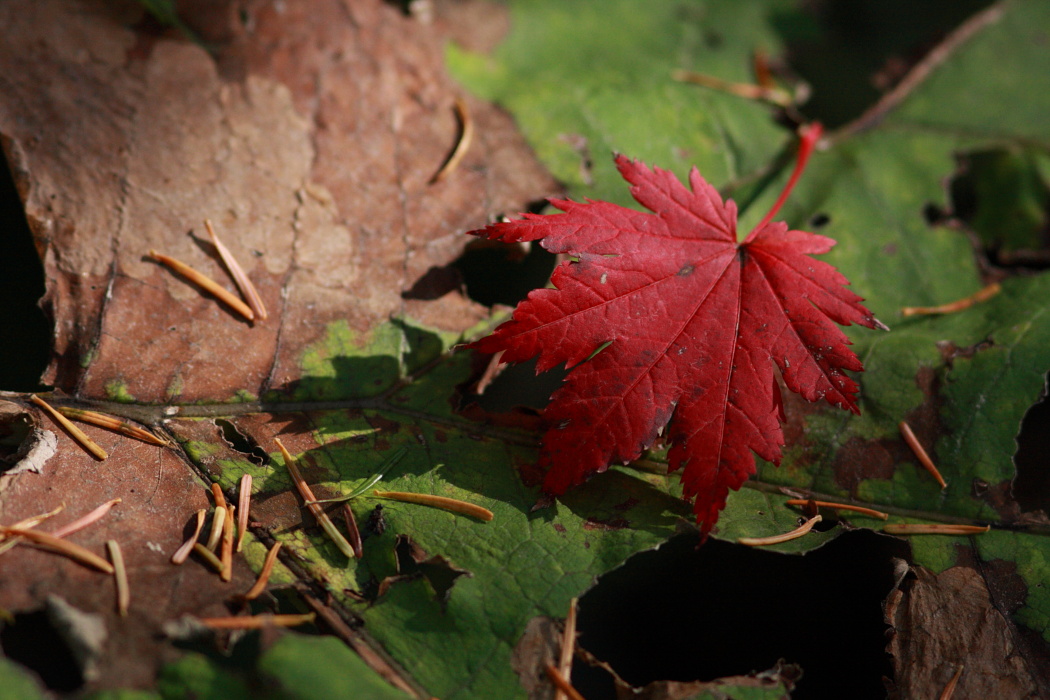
left=948, top=149, right=1050, bottom=268
left=376, top=535, right=472, bottom=611
left=776, top=0, right=996, bottom=128
left=808, top=212, right=830, bottom=229
left=453, top=240, right=558, bottom=308
left=574, top=529, right=907, bottom=699
left=0, top=154, right=50, bottom=392
left=215, top=418, right=270, bottom=465
left=1013, top=373, right=1050, bottom=514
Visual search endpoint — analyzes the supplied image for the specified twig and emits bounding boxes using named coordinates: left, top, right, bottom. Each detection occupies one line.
left=371, top=490, right=494, bottom=521
left=29, top=395, right=108, bottom=460
left=784, top=499, right=888, bottom=520
left=899, top=421, right=947, bottom=489
left=150, top=249, right=255, bottom=321
left=902, top=283, right=1001, bottom=317
left=204, top=219, right=268, bottom=320
left=275, top=438, right=357, bottom=559
left=738, top=515, right=823, bottom=546
left=107, top=540, right=130, bottom=616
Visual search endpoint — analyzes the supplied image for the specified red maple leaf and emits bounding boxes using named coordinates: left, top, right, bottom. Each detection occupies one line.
left=468, top=124, right=885, bottom=534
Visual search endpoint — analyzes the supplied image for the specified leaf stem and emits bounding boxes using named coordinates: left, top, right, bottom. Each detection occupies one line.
left=747, top=122, right=823, bottom=239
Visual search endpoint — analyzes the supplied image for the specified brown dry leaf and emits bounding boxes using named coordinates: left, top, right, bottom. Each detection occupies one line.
left=885, top=563, right=1042, bottom=698
left=0, top=0, right=554, bottom=693
left=1, top=0, right=555, bottom=404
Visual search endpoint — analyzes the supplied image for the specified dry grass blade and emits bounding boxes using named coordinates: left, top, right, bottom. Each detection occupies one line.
left=371, top=490, right=494, bottom=521
left=106, top=540, right=130, bottom=616
left=51, top=498, right=122, bottom=538
left=220, top=504, right=235, bottom=582
left=240, top=541, right=282, bottom=601
left=56, top=407, right=167, bottom=446
left=555, top=598, right=578, bottom=700
left=430, top=97, right=474, bottom=183
left=275, top=438, right=357, bottom=559
left=171, top=509, right=207, bottom=565
left=902, top=282, right=1001, bottom=317
left=29, top=395, right=108, bottom=460
left=738, top=515, right=823, bottom=546
left=150, top=249, right=255, bottom=321
left=1, top=527, right=114, bottom=573
left=198, top=612, right=316, bottom=630
left=204, top=219, right=268, bottom=320
left=899, top=421, right=947, bottom=489
left=784, top=499, right=888, bottom=520
left=236, top=474, right=251, bottom=553
left=883, top=523, right=990, bottom=535
left=545, top=663, right=585, bottom=700
left=192, top=542, right=225, bottom=573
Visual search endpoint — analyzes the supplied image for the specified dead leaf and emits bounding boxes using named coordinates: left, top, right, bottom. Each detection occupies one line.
left=885, top=563, right=1041, bottom=698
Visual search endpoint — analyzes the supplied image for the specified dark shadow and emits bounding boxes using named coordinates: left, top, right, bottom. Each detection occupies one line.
left=0, top=608, right=83, bottom=692
left=404, top=238, right=557, bottom=308
left=0, top=150, right=51, bottom=392
left=1013, top=373, right=1050, bottom=514
left=574, top=529, right=909, bottom=699
left=772, top=0, right=996, bottom=128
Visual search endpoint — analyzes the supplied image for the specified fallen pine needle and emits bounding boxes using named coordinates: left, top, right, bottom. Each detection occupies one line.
left=545, top=663, right=585, bottom=700
left=211, top=482, right=228, bottom=509
left=0, top=527, right=114, bottom=573
left=672, top=68, right=794, bottom=107
left=192, top=542, right=225, bottom=573
left=902, top=282, right=1001, bottom=317
left=236, top=474, right=251, bottom=553
left=738, top=515, right=823, bottom=546
left=204, top=219, right=268, bottom=320
left=940, top=665, right=965, bottom=700
left=342, top=504, right=363, bottom=558
left=240, top=541, right=282, bottom=601
left=150, top=249, right=255, bottom=321
left=784, top=499, right=888, bottom=520
left=899, top=421, right=947, bottom=489
left=220, top=504, right=235, bottom=582
left=275, top=438, right=357, bottom=559
left=55, top=407, right=166, bottom=446
left=205, top=506, right=227, bottom=551
left=171, top=509, right=207, bottom=565
left=107, top=540, right=130, bottom=616
left=556, top=598, right=578, bottom=700
left=430, top=97, right=474, bottom=184
left=52, top=499, right=122, bottom=538
left=883, top=523, right=990, bottom=535
left=29, top=395, right=108, bottom=460
left=371, top=490, right=494, bottom=521
left=198, top=612, right=316, bottom=630
left=0, top=505, right=65, bottom=555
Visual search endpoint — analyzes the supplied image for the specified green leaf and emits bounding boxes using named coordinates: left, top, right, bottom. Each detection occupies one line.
left=258, top=634, right=410, bottom=700
left=0, top=657, right=47, bottom=700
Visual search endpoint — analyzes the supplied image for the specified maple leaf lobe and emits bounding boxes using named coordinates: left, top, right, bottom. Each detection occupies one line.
left=469, top=152, right=880, bottom=534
